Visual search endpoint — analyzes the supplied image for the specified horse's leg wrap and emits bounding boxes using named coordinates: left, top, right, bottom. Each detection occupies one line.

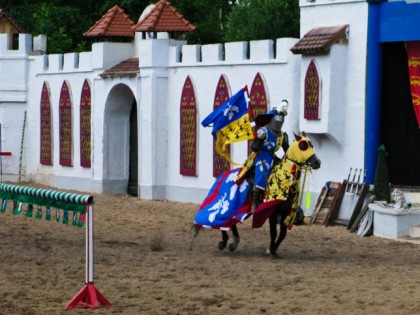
left=228, top=225, right=240, bottom=252
left=218, top=231, right=229, bottom=250
left=229, top=236, right=240, bottom=252
left=270, top=223, right=287, bottom=258
left=268, top=214, right=280, bottom=258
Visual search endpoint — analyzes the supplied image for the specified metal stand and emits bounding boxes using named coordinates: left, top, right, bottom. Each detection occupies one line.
left=66, top=204, right=111, bottom=309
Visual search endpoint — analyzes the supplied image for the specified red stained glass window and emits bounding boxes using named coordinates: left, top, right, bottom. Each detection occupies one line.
left=213, top=74, right=231, bottom=177
left=180, top=76, right=197, bottom=176
left=40, top=82, right=52, bottom=165
left=59, top=81, right=73, bottom=166
left=80, top=79, right=91, bottom=168
left=304, top=60, right=320, bottom=120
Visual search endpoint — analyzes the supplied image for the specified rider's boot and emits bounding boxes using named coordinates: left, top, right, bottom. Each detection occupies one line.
left=251, top=188, right=263, bottom=213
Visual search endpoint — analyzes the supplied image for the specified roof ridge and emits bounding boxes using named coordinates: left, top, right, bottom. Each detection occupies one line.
left=132, top=0, right=195, bottom=33
left=84, top=4, right=134, bottom=37
left=291, top=24, right=348, bottom=55
left=0, top=8, right=25, bottom=33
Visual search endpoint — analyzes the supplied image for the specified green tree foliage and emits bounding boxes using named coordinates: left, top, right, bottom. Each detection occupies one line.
left=170, top=0, right=237, bottom=44
left=0, top=0, right=299, bottom=53
left=225, top=0, right=300, bottom=42
left=1, top=0, right=151, bottom=53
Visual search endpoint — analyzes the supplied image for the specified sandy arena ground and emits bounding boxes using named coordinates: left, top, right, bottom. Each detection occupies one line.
left=0, top=183, right=419, bottom=315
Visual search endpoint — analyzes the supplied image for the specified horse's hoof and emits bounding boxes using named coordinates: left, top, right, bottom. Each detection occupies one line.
left=270, top=252, right=280, bottom=259
left=263, top=248, right=271, bottom=256
left=228, top=236, right=240, bottom=252
left=218, top=240, right=227, bottom=250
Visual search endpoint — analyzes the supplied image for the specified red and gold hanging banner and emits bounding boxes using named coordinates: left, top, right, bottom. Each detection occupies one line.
left=406, top=41, right=420, bottom=127
left=213, top=74, right=231, bottom=177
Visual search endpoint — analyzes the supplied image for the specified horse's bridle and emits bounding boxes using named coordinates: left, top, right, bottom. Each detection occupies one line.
left=286, top=154, right=319, bottom=169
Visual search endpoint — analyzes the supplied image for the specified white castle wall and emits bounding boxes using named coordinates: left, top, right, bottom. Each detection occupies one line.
left=24, top=42, right=137, bottom=194
left=298, top=0, right=369, bottom=205
left=0, top=34, right=32, bottom=181
left=161, top=38, right=302, bottom=203
left=0, top=0, right=370, bottom=210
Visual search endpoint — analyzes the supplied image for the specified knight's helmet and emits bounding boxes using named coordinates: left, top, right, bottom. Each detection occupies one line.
left=267, top=99, right=288, bottom=137
left=267, top=115, right=284, bottom=137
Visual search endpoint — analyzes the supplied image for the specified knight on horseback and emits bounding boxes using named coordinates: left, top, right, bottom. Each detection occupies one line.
left=194, top=97, right=321, bottom=256
left=235, top=99, right=290, bottom=213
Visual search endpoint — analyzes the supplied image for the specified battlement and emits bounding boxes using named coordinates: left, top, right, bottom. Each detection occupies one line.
left=168, top=38, right=299, bottom=66
left=32, top=42, right=134, bottom=74
left=1, top=32, right=298, bottom=74
left=0, top=33, right=32, bottom=56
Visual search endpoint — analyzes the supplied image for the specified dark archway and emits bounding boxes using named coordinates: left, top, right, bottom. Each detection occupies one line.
left=381, top=42, right=420, bottom=186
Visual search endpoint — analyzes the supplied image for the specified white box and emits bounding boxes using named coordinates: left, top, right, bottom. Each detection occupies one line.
left=369, top=203, right=420, bottom=239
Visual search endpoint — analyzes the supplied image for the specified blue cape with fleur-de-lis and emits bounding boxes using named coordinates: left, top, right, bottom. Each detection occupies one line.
left=194, top=168, right=252, bottom=230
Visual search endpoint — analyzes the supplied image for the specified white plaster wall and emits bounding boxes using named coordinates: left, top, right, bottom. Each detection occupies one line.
left=0, top=34, right=32, bottom=182
left=22, top=41, right=138, bottom=194
left=164, top=38, right=301, bottom=203
left=299, top=0, right=369, bottom=208
left=25, top=71, right=95, bottom=190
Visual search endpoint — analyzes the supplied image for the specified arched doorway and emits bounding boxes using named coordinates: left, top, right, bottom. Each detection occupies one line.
left=103, top=84, right=138, bottom=194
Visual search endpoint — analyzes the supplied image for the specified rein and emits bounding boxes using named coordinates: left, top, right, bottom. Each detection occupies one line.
left=286, top=156, right=306, bottom=167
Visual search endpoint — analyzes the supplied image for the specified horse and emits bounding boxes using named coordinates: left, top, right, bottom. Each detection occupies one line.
left=217, top=132, right=321, bottom=257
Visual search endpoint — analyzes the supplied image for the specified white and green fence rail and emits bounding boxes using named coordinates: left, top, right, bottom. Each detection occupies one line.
left=0, top=183, right=111, bottom=309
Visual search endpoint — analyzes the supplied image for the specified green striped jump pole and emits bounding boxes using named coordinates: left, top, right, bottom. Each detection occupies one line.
left=0, top=183, right=111, bottom=309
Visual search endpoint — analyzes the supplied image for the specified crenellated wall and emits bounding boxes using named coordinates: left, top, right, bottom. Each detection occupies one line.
left=165, top=38, right=297, bottom=66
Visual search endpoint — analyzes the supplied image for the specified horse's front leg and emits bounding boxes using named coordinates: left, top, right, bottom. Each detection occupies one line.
left=272, top=222, right=287, bottom=257
left=219, top=230, right=229, bottom=250
left=228, top=224, right=240, bottom=252
left=268, top=214, right=280, bottom=258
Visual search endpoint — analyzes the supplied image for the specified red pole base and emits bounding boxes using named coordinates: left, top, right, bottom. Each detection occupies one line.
left=66, top=282, right=112, bottom=309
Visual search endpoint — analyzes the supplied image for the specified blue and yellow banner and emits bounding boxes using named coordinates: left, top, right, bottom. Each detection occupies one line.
left=202, top=87, right=255, bottom=164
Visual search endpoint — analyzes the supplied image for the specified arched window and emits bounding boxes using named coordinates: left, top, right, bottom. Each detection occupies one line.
left=213, top=74, right=231, bottom=177
left=40, top=81, right=52, bottom=165
left=248, top=72, right=269, bottom=152
left=304, top=59, right=321, bottom=120
left=59, top=81, right=73, bottom=166
left=180, top=76, right=197, bottom=176
left=80, top=79, right=91, bottom=168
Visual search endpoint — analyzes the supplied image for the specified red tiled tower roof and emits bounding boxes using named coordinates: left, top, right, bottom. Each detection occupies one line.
left=99, top=58, right=139, bottom=78
left=132, top=0, right=196, bottom=33
left=84, top=5, right=135, bottom=38
left=291, top=25, right=349, bottom=55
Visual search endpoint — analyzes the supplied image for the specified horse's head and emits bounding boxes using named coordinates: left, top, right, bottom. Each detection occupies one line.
left=287, top=132, right=321, bottom=169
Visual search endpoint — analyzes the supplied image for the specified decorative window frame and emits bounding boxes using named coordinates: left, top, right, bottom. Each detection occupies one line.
left=80, top=79, right=91, bottom=168
left=59, top=80, right=73, bottom=167
left=40, top=81, right=53, bottom=165
left=304, top=59, right=321, bottom=120
left=248, top=72, right=269, bottom=152
left=179, top=76, right=197, bottom=176
left=212, top=74, right=231, bottom=178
